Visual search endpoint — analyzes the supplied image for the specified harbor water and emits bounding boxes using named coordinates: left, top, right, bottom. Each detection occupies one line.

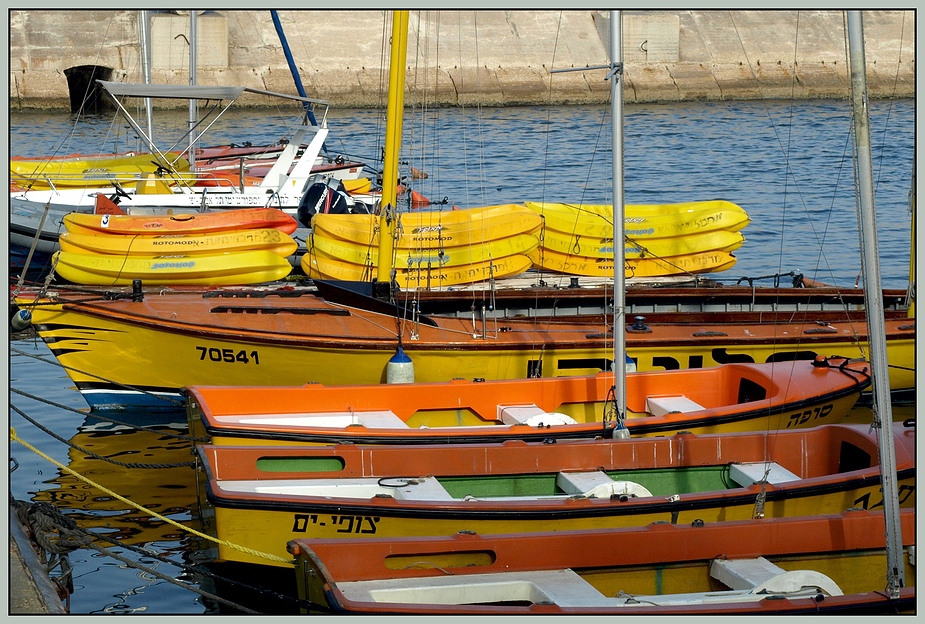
left=8, top=98, right=915, bottom=614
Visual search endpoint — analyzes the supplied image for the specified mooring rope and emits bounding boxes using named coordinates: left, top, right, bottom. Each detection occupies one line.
left=10, top=427, right=292, bottom=566
left=10, top=403, right=196, bottom=469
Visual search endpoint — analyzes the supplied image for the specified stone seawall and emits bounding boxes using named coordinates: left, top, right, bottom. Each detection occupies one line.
left=9, top=10, right=915, bottom=110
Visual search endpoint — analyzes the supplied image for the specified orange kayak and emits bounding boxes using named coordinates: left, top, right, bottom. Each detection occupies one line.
left=63, top=207, right=299, bottom=236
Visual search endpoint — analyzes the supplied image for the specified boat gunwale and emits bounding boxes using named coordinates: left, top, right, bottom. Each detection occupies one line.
left=36, top=294, right=913, bottom=351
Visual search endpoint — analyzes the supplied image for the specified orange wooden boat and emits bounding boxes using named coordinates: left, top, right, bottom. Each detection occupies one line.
left=63, top=207, right=299, bottom=236
left=287, top=508, right=916, bottom=614
left=187, top=356, right=871, bottom=446
left=194, top=421, right=916, bottom=568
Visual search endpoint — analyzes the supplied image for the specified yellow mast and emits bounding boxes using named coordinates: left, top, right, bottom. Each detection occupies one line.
left=375, top=10, right=409, bottom=289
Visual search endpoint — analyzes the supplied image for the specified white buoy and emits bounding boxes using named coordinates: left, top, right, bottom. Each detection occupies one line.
left=624, top=353, right=637, bottom=373
left=386, top=347, right=414, bottom=384
left=11, top=309, right=32, bottom=332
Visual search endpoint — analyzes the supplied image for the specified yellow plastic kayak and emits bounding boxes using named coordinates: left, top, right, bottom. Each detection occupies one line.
left=59, top=228, right=298, bottom=258
left=528, top=246, right=738, bottom=277
left=525, top=200, right=750, bottom=238
left=307, top=230, right=539, bottom=268
left=311, top=204, right=543, bottom=249
left=53, top=249, right=292, bottom=286
left=537, top=227, right=745, bottom=259
left=301, top=249, right=533, bottom=288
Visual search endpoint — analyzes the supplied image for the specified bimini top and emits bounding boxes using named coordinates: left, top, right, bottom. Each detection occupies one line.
left=97, top=80, right=329, bottom=106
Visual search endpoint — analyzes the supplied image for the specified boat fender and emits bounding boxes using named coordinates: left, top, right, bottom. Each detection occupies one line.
left=10, top=308, right=32, bottom=332
left=522, top=412, right=577, bottom=427
left=584, top=480, right=653, bottom=499
left=386, top=347, right=414, bottom=384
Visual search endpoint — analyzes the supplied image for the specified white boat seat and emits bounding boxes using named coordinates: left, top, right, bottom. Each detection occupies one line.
left=645, top=395, right=705, bottom=416
left=710, top=557, right=843, bottom=596
left=728, top=462, right=801, bottom=487
left=338, top=568, right=618, bottom=607
left=389, top=476, right=455, bottom=501
left=498, top=404, right=576, bottom=426
left=235, top=410, right=409, bottom=429
left=556, top=471, right=652, bottom=499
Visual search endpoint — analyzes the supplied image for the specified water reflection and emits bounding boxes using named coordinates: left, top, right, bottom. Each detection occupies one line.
left=31, top=415, right=198, bottom=548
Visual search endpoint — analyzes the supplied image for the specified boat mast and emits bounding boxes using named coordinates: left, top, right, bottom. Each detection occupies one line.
left=270, top=10, right=321, bottom=131
left=610, top=10, right=628, bottom=431
left=374, top=10, right=409, bottom=297
left=188, top=10, right=198, bottom=172
left=846, top=9, right=904, bottom=596
left=138, top=10, right=153, bottom=150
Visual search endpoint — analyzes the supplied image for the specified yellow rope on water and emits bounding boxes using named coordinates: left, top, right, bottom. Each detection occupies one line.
left=10, top=427, right=293, bottom=565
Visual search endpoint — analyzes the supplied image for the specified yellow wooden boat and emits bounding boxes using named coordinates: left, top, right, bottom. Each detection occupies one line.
left=307, top=230, right=539, bottom=268
left=194, top=421, right=916, bottom=567
left=59, top=228, right=298, bottom=258
left=311, top=204, right=543, bottom=248
left=526, top=200, right=751, bottom=239
left=12, top=282, right=914, bottom=412
left=537, top=227, right=745, bottom=259
left=10, top=153, right=190, bottom=189
left=52, top=249, right=292, bottom=286
left=529, top=246, right=738, bottom=277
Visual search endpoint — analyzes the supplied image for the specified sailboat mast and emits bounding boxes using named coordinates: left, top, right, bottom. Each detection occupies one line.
left=188, top=10, right=198, bottom=172
left=138, top=10, right=153, bottom=150
left=375, top=10, right=409, bottom=291
left=270, top=11, right=322, bottom=130
left=610, top=10, right=628, bottom=424
left=846, top=9, right=904, bottom=596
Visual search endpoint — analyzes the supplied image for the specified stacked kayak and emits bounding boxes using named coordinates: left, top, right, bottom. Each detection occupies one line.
left=53, top=208, right=298, bottom=286
left=302, top=204, right=542, bottom=288
left=525, top=200, right=749, bottom=277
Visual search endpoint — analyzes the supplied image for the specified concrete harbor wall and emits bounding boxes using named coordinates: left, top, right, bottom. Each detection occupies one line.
left=9, top=10, right=915, bottom=111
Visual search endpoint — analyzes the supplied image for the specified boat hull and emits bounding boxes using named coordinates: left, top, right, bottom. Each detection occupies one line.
left=288, top=509, right=916, bottom=615
left=194, top=422, right=916, bottom=567
left=186, top=358, right=870, bottom=446
left=16, top=285, right=913, bottom=411
left=10, top=153, right=190, bottom=189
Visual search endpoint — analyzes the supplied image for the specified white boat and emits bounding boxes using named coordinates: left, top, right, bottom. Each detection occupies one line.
left=10, top=81, right=372, bottom=257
